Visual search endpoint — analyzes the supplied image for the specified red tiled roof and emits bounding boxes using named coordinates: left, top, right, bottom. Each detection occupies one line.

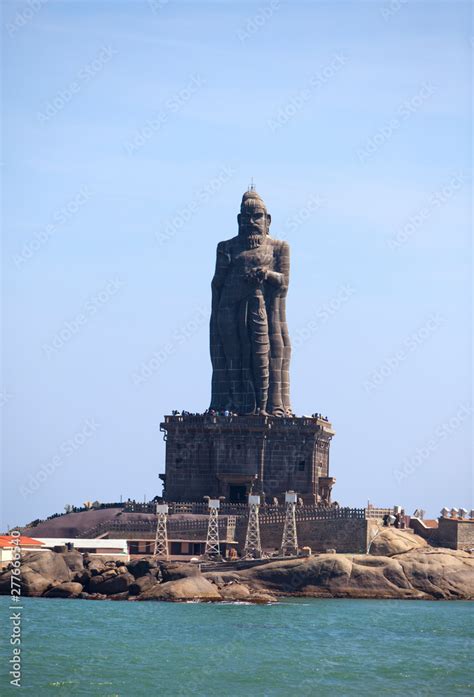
left=0, top=535, right=44, bottom=548
left=422, top=520, right=439, bottom=528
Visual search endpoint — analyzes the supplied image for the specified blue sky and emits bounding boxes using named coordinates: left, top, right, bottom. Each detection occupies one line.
left=1, top=0, right=472, bottom=529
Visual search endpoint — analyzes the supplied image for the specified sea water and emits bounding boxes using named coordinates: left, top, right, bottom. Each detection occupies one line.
left=1, top=596, right=472, bottom=696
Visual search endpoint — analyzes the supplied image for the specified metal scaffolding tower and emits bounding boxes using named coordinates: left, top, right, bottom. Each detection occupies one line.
left=280, top=491, right=299, bottom=557
left=243, top=495, right=263, bottom=559
left=204, top=499, right=222, bottom=559
left=153, top=504, right=169, bottom=559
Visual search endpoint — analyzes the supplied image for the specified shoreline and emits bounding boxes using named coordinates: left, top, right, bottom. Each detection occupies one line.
left=1, top=530, right=473, bottom=604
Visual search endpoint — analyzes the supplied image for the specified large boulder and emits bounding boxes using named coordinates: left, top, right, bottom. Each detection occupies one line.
left=88, top=572, right=135, bottom=596
left=84, top=558, right=107, bottom=576
left=0, top=570, right=12, bottom=595
left=398, top=548, right=474, bottom=599
left=43, top=582, right=83, bottom=598
left=240, top=549, right=474, bottom=600
left=219, top=583, right=251, bottom=601
left=61, top=551, right=84, bottom=572
left=19, top=551, right=72, bottom=597
left=72, top=569, right=92, bottom=585
left=0, top=567, right=52, bottom=598
left=159, top=562, right=199, bottom=582
left=139, top=576, right=222, bottom=601
left=369, top=528, right=427, bottom=557
left=127, top=557, right=158, bottom=579
left=21, top=550, right=71, bottom=580
left=129, top=574, right=157, bottom=596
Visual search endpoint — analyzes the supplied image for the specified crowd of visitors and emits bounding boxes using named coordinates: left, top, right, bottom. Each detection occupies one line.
left=170, top=409, right=330, bottom=420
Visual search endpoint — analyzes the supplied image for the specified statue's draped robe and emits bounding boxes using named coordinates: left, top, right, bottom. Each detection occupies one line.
left=210, top=234, right=291, bottom=416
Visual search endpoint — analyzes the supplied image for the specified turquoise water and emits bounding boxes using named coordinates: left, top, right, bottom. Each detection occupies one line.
left=1, top=597, right=473, bottom=696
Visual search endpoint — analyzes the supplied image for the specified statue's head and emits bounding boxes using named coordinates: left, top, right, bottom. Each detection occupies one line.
left=238, top=187, right=271, bottom=243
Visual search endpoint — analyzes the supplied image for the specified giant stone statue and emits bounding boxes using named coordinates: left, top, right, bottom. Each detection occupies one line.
left=210, top=187, right=292, bottom=416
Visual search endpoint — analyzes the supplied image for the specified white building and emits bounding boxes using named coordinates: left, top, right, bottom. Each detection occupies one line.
left=36, top=538, right=129, bottom=558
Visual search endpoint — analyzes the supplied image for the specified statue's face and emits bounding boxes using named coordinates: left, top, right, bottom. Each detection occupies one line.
left=238, top=206, right=271, bottom=238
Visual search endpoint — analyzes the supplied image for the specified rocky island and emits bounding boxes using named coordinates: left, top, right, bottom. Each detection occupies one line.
left=1, top=530, right=472, bottom=603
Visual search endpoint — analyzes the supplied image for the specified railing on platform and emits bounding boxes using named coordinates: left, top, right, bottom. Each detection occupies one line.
left=123, top=501, right=250, bottom=515
left=161, top=414, right=330, bottom=429
left=261, top=506, right=366, bottom=524
left=78, top=517, right=230, bottom=539
left=122, top=500, right=393, bottom=519
left=365, top=507, right=393, bottom=519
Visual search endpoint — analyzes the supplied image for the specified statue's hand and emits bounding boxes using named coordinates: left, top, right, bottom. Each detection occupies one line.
left=245, top=266, right=268, bottom=285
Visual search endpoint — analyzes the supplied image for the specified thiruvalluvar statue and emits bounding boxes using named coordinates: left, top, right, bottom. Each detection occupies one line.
left=209, top=187, right=292, bottom=416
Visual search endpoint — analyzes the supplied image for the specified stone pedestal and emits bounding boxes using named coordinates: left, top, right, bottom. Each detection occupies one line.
left=159, top=414, right=335, bottom=505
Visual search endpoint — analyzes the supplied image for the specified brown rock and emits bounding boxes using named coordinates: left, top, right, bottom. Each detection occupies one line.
left=43, top=582, right=83, bottom=598
left=17, top=550, right=72, bottom=597
left=369, top=528, right=427, bottom=557
left=61, top=551, right=84, bottom=572
left=399, top=548, right=474, bottom=599
left=0, top=570, right=13, bottom=595
left=139, top=576, right=222, bottom=602
left=240, top=548, right=474, bottom=600
left=127, top=557, right=158, bottom=579
left=249, top=591, right=276, bottom=604
left=87, top=574, right=105, bottom=591
left=89, top=572, right=135, bottom=596
left=129, top=574, right=157, bottom=596
left=159, top=562, right=199, bottom=582
left=19, top=570, right=53, bottom=597
left=72, top=569, right=91, bottom=585
left=102, top=569, right=118, bottom=579
left=85, top=559, right=107, bottom=576
left=219, top=583, right=251, bottom=601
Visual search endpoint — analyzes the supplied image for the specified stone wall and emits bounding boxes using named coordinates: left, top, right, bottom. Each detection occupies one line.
left=414, top=517, right=474, bottom=551
left=236, top=517, right=370, bottom=554
left=457, top=521, right=474, bottom=550
left=160, top=414, right=335, bottom=504
left=438, top=518, right=474, bottom=551
left=104, top=515, right=370, bottom=554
